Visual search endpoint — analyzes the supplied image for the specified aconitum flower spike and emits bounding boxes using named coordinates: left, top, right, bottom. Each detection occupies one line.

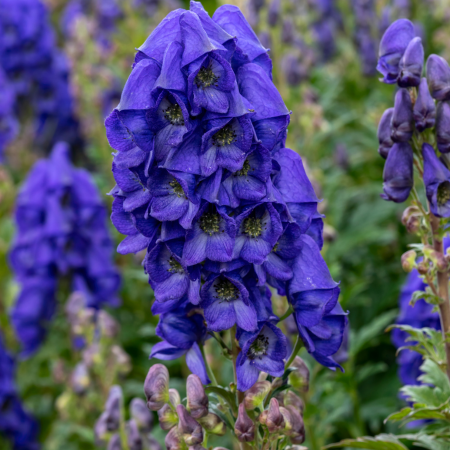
left=144, top=364, right=170, bottom=411
left=414, top=78, right=436, bottom=132
left=436, top=101, right=450, bottom=154
left=377, top=108, right=394, bottom=159
left=377, top=19, right=415, bottom=84
left=177, top=404, right=203, bottom=445
left=426, top=55, right=450, bottom=101
left=381, top=142, right=414, bottom=203
left=398, top=37, right=423, bottom=88
left=391, top=88, right=414, bottom=143
left=186, top=374, right=209, bottom=419
left=422, top=143, right=450, bottom=217
left=235, top=403, right=255, bottom=442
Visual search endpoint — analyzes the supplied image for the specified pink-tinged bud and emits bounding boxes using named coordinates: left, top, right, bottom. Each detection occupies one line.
left=258, top=410, right=268, bottom=425
left=98, top=310, right=120, bottom=338
left=266, top=398, right=285, bottom=433
left=417, top=261, right=429, bottom=275
left=107, top=434, right=122, bottom=450
left=144, top=364, right=169, bottom=411
left=130, top=398, right=153, bottom=431
left=176, top=404, right=203, bottom=445
left=279, top=406, right=293, bottom=434
left=401, top=250, right=417, bottom=273
left=187, top=374, right=208, bottom=419
left=284, top=391, right=304, bottom=414
left=235, top=404, right=255, bottom=442
left=289, top=357, right=310, bottom=392
left=165, top=427, right=183, bottom=450
left=401, top=206, right=421, bottom=233
left=423, top=246, right=448, bottom=272
left=198, top=413, right=226, bottom=435
left=257, top=371, right=268, bottom=382
left=244, top=381, right=271, bottom=410
left=158, top=404, right=178, bottom=431
left=169, top=389, right=181, bottom=407
left=126, top=419, right=143, bottom=450
left=188, top=446, right=206, bottom=450
left=286, top=406, right=305, bottom=441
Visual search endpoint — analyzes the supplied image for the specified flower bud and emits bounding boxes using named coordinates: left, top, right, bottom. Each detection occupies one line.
left=401, top=250, right=417, bottom=273
left=82, top=343, right=101, bottom=368
left=165, top=427, right=183, bottom=450
left=111, top=345, right=131, bottom=375
left=169, top=389, right=181, bottom=408
left=126, top=419, right=143, bottom=450
left=377, top=108, right=394, bottom=159
left=144, top=364, right=169, bottom=411
left=176, top=404, right=203, bottom=445
left=158, top=404, right=178, bottom=431
left=289, top=357, right=310, bottom=392
left=281, top=18, right=295, bottom=44
left=104, top=386, right=123, bottom=432
left=98, top=310, right=119, bottom=338
left=436, top=101, right=450, bottom=154
left=284, top=391, right=305, bottom=413
left=258, top=410, right=268, bottom=425
left=423, top=247, right=448, bottom=272
left=391, top=88, right=414, bottom=143
left=427, top=54, right=450, bottom=101
left=147, top=435, right=163, bottom=450
left=130, top=398, right=153, bottom=432
left=94, top=412, right=109, bottom=444
left=417, top=261, right=429, bottom=275
left=414, top=78, right=436, bottom=132
left=107, top=434, right=122, bottom=450
left=235, top=403, right=255, bottom=442
left=266, top=398, right=285, bottom=433
left=398, top=37, right=423, bottom=88
left=244, top=381, right=271, bottom=410
left=279, top=406, right=293, bottom=434
left=267, top=0, right=280, bottom=27
left=70, top=362, right=90, bottom=395
left=285, top=405, right=305, bottom=440
left=187, top=374, right=208, bottom=419
left=198, top=413, right=226, bottom=436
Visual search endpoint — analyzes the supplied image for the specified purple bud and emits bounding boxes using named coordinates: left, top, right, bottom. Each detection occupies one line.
left=186, top=374, right=208, bottom=419
left=130, top=398, right=153, bottom=431
left=422, top=143, right=450, bottom=217
left=281, top=19, right=295, bottom=44
left=414, top=78, right=436, bottom=132
left=165, top=427, right=182, bottom=450
left=104, top=386, right=123, bottom=432
left=426, top=55, right=450, bottom=101
left=126, top=419, right=143, bottom=450
left=289, top=357, right=310, bottom=392
left=235, top=403, right=255, bottom=442
left=285, top=406, right=305, bottom=440
left=281, top=53, right=306, bottom=87
left=398, top=37, right=423, bottom=88
left=158, top=404, right=178, bottom=430
left=176, top=404, right=203, bottom=445
left=284, top=391, right=305, bottom=413
left=94, top=412, right=109, bottom=444
left=377, top=19, right=415, bottom=84
left=169, top=389, right=181, bottom=407
left=381, top=142, right=414, bottom=203
left=391, top=88, right=414, bottom=142
left=107, top=434, right=122, bottom=450
left=70, top=362, right=90, bottom=395
left=266, top=398, right=285, bottom=433
left=98, top=310, right=119, bottom=338
left=377, top=108, right=394, bottom=159
left=267, top=0, right=280, bottom=27
left=144, top=364, right=169, bottom=411
left=436, top=102, right=450, bottom=154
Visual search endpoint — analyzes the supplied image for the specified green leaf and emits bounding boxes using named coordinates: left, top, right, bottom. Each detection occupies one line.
left=324, top=434, right=409, bottom=449
left=205, top=385, right=237, bottom=414
left=419, top=359, right=450, bottom=395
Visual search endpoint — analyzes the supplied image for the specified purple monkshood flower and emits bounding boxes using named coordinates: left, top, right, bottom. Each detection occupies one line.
left=150, top=305, right=211, bottom=384
left=414, top=78, right=436, bottom=132
left=106, top=1, right=345, bottom=390
left=377, top=108, right=394, bottom=159
left=0, top=334, right=40, bottom=450
left=236, top=321, right=287, bottom=391
left=436, top=101, right=450, bottom=154
left=9, top=143, right=120, bottom=355
left=391, top=88, right=414, bottom=143
left=398, top=37, right=423, bottom=88
left=422, top=143, right=450, bottom=217
left=426, top=54, right=450, bottom=102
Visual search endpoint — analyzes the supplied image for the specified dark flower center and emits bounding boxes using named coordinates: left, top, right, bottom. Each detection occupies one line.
left=199, top=212, right=221, bottom=235
left=168, top=257, right=184, bottom=274
left=164, top=103, right=185, bottom=126
left=244, top=217, right=262, bottom=238
left=195, top=64, right=219, bottom=88
left=437, top=181, right=450, bottom=206
left=214, top=279, right=239, bottom=302
left=212, top=124, right=237, bottom=147
left=272, top=242, right=279, bottom=252
left=235, top=159, right=251, bottom=177
left=247, top=334, right=269, bottom=360
left=169, top=179, right=185, bottom=198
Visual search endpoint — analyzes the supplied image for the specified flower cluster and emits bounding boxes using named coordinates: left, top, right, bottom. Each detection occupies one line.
left=0, top=0, right=82, bottom=154
left=376, top=18, right=450, bottom=209
left=95, top=385, right=161, bottom=450
left=0, top=67, right=18, bottom=161
left=9, top=142, right=120, bottom=356
left=106, top=1, right=347, bottom=392
left=0, top=334, right=40, bottom=450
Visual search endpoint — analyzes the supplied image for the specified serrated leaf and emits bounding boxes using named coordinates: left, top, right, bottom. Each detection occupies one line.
left=205, top=385, right=237, bottom=414
left=418, top=359, right=450, bottom=395
left=324, top=433, right=409, bottom=449
left=400, top=385, right=446, bottom=407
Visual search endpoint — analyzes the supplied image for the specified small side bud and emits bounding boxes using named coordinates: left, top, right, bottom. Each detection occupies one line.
left=198, top=413, right=226, bottom=436
left=401, top=250, right=417, bottom=273
left=176, top=404, right=203, bottom=445
left=111, top=345, right=131, bottom=375
left=187, top=374, right=208, bottom=419
left=258, top=410, right=268, bottom=425
left=266, top=398, right=285, bottom=433
left=169, top=389, right=181, bottom=408
left=144, top=364, right=169, bottom=411
left=289, top=357, right=310, bottom=392
left=130, top=398, right=153, bottom=432
left=417, top=261, right=428, bottom=275
left=165, top=427, right=183, bottom=450
left=244, top=381, right=271, bottom=410
left=401, top=206, right=421, bottom=233
left=126, top=419, right=143, bottom=450
left=285, top=405, right=305, bottom=440
left=235, top=403, right=255, bottom=442
left=98, top=310, right=120, bottom=338
left=279, top=406, right=293, bottom=434
left=158, top=404, right=178, bottom=431
left=284, top=391, right=305, bottom=414
left=107, top=434, right=122, bottom=450
left=94, top=412, right=109, bottom=445
left=104, top=386, right=123, bottom=432
left=423, top=246, right=448, bottom=272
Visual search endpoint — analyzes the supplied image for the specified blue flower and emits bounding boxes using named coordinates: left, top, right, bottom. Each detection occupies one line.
left=413, top=78, right=435, bottom=132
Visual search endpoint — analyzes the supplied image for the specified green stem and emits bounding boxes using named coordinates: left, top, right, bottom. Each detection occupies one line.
left=285, top=335, right=303, bottom=370
left=230, top=325, right=244, bottom=405
left=119, top=396, right=130, bottom=450
left=200, top=343, right=218, bottom=386
left=278, top=305, right=293, bottom=322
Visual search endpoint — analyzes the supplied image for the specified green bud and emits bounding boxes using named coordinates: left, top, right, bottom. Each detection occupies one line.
left=158, top=404, right=178, bottom=431
left=244, top=381, right=271, bottom=410
left=198, top=413, right=226, bottom=436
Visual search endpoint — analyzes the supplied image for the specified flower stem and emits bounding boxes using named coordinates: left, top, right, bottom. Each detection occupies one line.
left=278, top=305, right=293, bottom=322
left=200, top=343, right=218, bottom=386
left=430, top=213, right=450, bottom=380
left=230, top=325, right=244, bottom=404
left=285, top=335, right=303, bottom=370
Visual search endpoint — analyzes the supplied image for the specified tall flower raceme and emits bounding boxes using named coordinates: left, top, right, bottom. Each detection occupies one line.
left=105, top=2, right=347, bottom=448
left=0, top=334, right=40, bottom=450
left=9, top=142, right=120, bottom=356
left=330, top=17, right=450, bottom=450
